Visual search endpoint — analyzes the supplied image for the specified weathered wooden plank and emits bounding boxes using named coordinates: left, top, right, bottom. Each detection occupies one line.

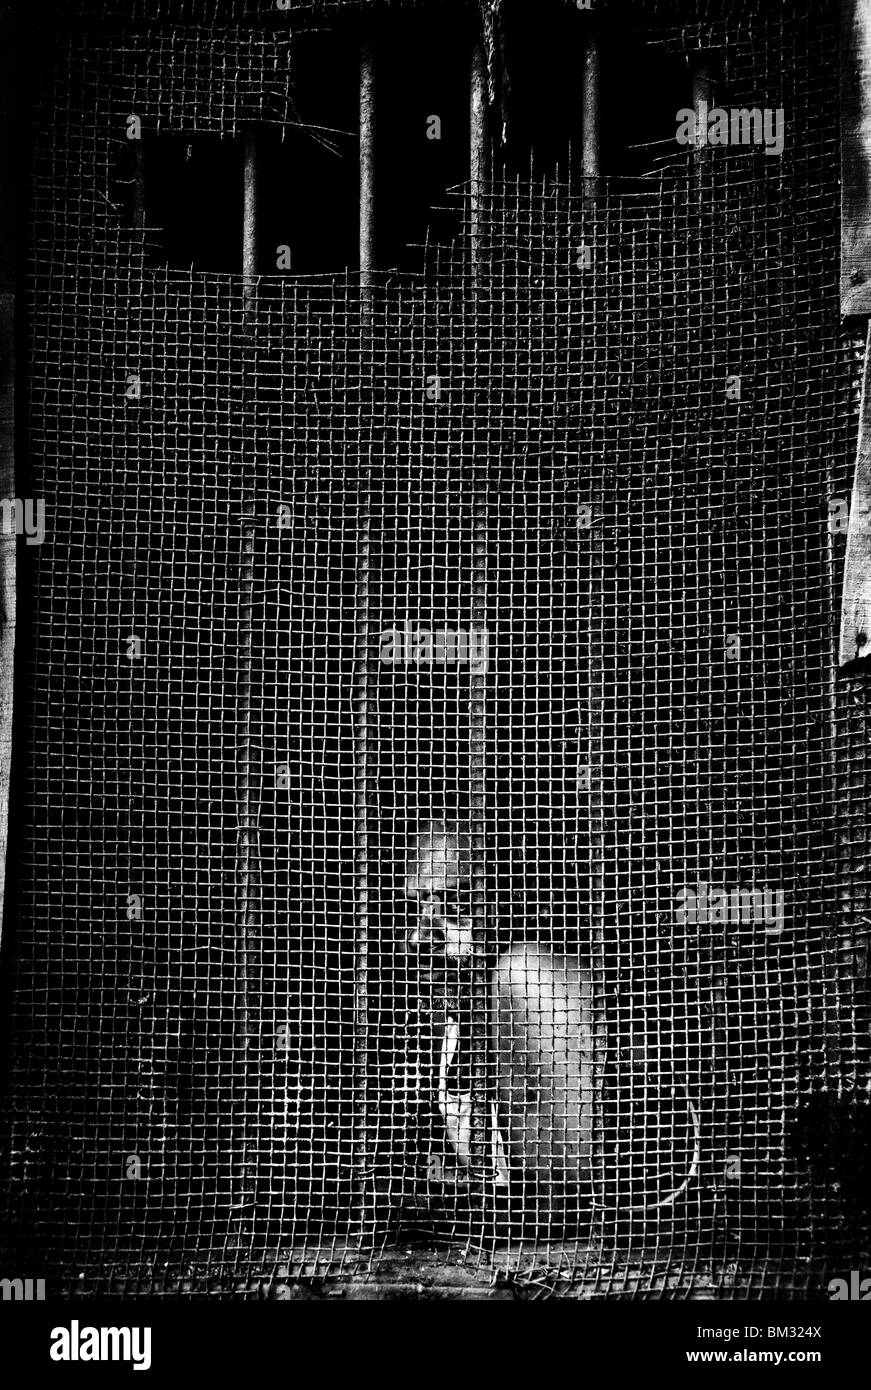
left=841, top=0, right=871, bottom=315
left=840, top=322, right=871, bottom=662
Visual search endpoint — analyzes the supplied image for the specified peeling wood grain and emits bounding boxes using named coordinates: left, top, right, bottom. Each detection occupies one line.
left=841, top=0, right=871, bottom=316
left=840, top=321, right=871, bottom=662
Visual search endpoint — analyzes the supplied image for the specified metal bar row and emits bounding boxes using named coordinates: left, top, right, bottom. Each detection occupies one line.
left=132, top=29, right=719, bottom=293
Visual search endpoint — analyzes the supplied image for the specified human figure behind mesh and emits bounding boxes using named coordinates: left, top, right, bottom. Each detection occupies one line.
left=405, top=820, right=596, bottom=1192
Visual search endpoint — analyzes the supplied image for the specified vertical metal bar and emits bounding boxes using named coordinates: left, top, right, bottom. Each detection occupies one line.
left=690, top=56, right=711, bottom=179
left=356, top=39, right=376, bottom=1227
left=691, top=57, right=711, bottom=110
left=465, top=34, right=490, bottom=1222
left=580, top=20, right=607, bottom=1216
left=467, top=486, right=490, bottom=1218
left=469, top=511, right=488, bottom=884
left=233, top=498, right=259, bottom=1232
left=688, top=53, right=723, bottom=1090
left=356, top=41, right=377, bottom=1239
left=0, top=4, right=16, bottom=950
left=353, top=464, right=374, bottom=1240
left=691, top=57, right=711, bottom=120
left=242, top=131, right=258, bottom=315
left=359, top=43, right=376, bottom=308
left=234, top=128, right=259, bottom=1235
left=581, top=28, right=601, bottom=198
left=132, top=142, right=145, bottom=231
left=469, top=37, right=488, bottom=280
left=469, top=33, right=489, bottom=829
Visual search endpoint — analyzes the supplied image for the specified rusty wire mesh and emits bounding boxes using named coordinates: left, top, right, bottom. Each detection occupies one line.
left=0, top=0, right=869, bottom=1298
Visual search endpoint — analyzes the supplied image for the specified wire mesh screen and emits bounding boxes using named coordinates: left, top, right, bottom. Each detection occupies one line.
left=0, top=0, right=870, bottom=1298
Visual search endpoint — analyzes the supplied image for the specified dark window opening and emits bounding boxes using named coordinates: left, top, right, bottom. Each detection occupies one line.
left=137, top=135, right=244, bottom=273
left=498, top=4, right=585, bottom=178
left=598, top=34, right=691, bottom=179
left=373, top=13, right=470, bottom=273
left=499, top=9, right=691, bottom=180
left=124, top=27, right=359, bottom=276
left=116, top=10, right=695, bottom=277
left=121, top=20, right=469, bottom=278
left=255, top=26, right=359, bottom=276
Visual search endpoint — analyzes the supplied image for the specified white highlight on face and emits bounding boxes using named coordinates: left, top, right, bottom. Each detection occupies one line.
left=407, top=893, right=475, bottom=958
left=405, top=824, right=475, bottom=958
